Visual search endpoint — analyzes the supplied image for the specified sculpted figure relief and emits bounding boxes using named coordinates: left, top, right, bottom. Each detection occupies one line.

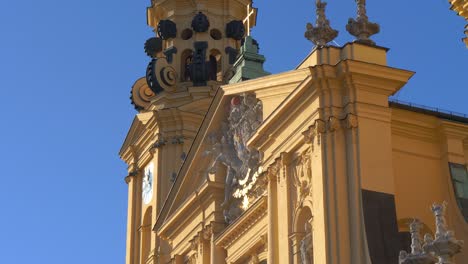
left=205, top=93, right=263, bottom=223
left=293, top=149, right=312, bottom=209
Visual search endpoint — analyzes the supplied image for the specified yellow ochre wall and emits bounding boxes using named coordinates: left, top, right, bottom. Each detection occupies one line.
left=391, top=107, right=468, bottom=262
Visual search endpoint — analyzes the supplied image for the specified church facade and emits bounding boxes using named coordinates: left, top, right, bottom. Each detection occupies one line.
left=120, top=1, right=466, bottom=263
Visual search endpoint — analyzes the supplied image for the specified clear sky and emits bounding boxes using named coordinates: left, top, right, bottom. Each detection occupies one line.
left=0, top=0, right=466, bottom=263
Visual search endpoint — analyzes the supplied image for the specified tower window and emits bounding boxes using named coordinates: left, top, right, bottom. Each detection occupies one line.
left=209, top=49, right=222, bottom=82
left=181, top=49, right=194, bottom=82
left=449, top=163, right=468, bottom=222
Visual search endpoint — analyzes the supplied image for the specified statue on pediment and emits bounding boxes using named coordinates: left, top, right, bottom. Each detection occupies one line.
left=205, top=93, right=263, bottom=223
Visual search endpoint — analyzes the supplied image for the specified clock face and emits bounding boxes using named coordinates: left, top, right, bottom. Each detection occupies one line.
left=142, top=162, right=154, bottom=205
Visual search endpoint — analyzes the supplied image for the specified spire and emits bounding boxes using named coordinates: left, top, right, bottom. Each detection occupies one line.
left=346, top=0, right=380, bottom=45
left=304, top=0, right=338, bottom=47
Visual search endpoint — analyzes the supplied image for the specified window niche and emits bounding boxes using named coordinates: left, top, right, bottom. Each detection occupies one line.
left=293, top=207, right=313, bottom=264
left=448, top=163, right=468, bottom=222
left=209, top=49, right=222, bottom=82
left=180, top=49, right=194, bottom=82
left=141, top=207, right=152, bottom=264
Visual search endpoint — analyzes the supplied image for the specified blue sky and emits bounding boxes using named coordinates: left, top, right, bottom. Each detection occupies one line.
left=0, top=0, right=466, bottom=263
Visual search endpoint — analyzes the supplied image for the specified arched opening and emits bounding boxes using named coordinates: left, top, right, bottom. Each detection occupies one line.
left=294, top=206, right=313, bottom=264
left=180, top=49, right=193, bottom=82
left=140, top=207, right=152, bottom=264
left=209, top=49, right=222, bottom=82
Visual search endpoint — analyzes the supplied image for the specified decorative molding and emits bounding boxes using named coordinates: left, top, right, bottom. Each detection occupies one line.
left=304, top=0, right=338, bottom=47
left=216, top=197, right=267, bottom=248
left=328, top=116, right=342, bottom=132
left=266, top=157, right=282, bottom=183
left=152, top=133, right=167, bottom=149
left=293, top=148, right=313, bottom=211
left=302, top=119, right=326, bottom=145
left=346, top=0, right=380, bottom=45
left=345, top=113, right=358, bottom=129
left=171, top=135, right=185, bottom=145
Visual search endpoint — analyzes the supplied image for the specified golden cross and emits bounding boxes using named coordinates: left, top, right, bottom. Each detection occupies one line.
left=243, top=4, right=255, bottom=36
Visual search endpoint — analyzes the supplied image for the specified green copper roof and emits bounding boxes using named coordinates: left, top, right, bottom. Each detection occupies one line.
left=229, top=36, right=270, bottom=84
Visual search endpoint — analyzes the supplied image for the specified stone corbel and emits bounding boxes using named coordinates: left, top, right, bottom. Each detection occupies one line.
left=152, top=133, right=167, bottom=151
left=345, top=113, right=358, bottom=129
left=124, top=162, right=140, bottom=184
left=327, top=113, right=359, bottom=132
left=266, top=157, right=282, bottom=183
left=302, top=119, right=326, bottom=146
left=171, top=135, right=185, bottom=145
left=328, top=116, right=342, bottom=132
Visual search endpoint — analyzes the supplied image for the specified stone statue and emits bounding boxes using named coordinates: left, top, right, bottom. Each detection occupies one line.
left=204, top=93, right=263, bottom=223
left=300, top=222, right=313, bottom=264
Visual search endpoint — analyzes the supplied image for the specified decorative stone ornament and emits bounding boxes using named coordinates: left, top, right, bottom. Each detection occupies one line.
left=130, top=78, right=155, bottom=111
left=399, top=203, right=465, bottom=264
left=204, top=93, right=263, bottom=223
left=145, top=57, right=178, bottom=94
left=346, top=0, right=380, bottom=45
left=304, top=0, right=338, bottom=47
left=191, top=12, right=210, bottom=33
left=399, top=219, right=438, bottom=264
left=157, top=20, right=177, bottom=40
left=226, top=20, right=245, bottom=40
left=423, top=202, right=464, bottom=264
left=144, top=37, right=163, bottom=58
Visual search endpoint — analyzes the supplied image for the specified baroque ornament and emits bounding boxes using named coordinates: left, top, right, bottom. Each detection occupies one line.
left=206, top=93, right=263, bottom=223
left=423, top=202, right=464, bottom=263
left=346, top=0, right=380, bottom=45
left=144, top=37, right=163, bottom=58
left=157, top=20, right=177, bottom=40
left=191, top=12, right=210, bottom=33
left=293, top=148, right=312, bottom=209
left=399, top=219, right=438, bottom=264
left=304, top=0, right=338, bottom=47
left=145, top=57, right=178, bottom=94
left=226, top=20, right=245, bottom=40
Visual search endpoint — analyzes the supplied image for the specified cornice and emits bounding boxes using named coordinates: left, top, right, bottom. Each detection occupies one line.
left=336, top=60, right=415, bottom=97
left=439, top=120, right=468, bottom=139
left=154, top=87, right=225, bottom=231
left=221, top=68, right=310, bottom=96
left=215, top=196, right=267, bottom=248
left=391, top=108, right=441, bottom=143
left=248, top=75, right=315, bottom=149
left=157, top=180, right=224, bottom=238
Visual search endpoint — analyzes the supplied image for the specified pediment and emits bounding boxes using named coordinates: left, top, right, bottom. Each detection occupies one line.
left=119, top=111, right=155, bottom=162
left=155, top=68, right=311, bottom=231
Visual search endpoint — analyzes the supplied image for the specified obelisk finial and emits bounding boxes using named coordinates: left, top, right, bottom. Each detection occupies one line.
left=304, top=0, right=338, bottom=48
left=346, top=0, right=380, bottom=45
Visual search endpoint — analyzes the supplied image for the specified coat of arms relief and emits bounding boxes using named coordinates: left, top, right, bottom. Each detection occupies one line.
left=205, top=93, right=263, bottom=223
left=293, top=148, right=313, bottom=210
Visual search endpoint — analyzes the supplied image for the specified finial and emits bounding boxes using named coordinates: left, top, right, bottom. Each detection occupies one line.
left=304, top=0, right=338, bottom=47
left=423, top=202, right=464, bottom=263
left=399, top=219, right=438, bottom=264
left=346, top=0, right=380, bottom=45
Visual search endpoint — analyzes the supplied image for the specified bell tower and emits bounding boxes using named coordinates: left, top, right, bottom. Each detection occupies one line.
left=120, top=1, right=258, bottom=264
